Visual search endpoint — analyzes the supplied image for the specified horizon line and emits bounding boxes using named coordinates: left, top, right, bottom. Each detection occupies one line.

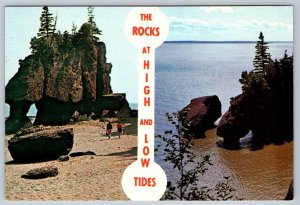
left=164, top=40, right=293, bottom=43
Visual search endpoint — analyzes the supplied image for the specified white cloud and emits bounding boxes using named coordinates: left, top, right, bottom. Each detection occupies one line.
left=200, top=6, right=234, bottom=14
left=169, top=16, right=292, bottom=33
left=169, top=17, right=231, bottom=33
left=238, top=20, right=292, bottom=31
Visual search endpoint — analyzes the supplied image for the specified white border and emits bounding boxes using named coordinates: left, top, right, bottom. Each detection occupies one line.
left=0, top=1, right=298, bottom=205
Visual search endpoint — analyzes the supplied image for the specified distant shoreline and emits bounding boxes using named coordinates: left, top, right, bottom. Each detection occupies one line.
left=164, top=40, right=293, bottom=44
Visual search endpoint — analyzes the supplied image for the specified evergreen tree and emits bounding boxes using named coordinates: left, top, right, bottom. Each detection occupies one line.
left=30, top=36, right=48, bottom=54
left=73, top=23, right=94, bottom=49
left=58, top=31, right=73, bottom=54
left=253, top=31, right=271, bottom=75
left=37, top=6, right=55, bottom=39
left=87, top=6, right=102, bottom=41
left=87, top=6, right=95, bottom=23
left=71, top=22, right=77, bottom=35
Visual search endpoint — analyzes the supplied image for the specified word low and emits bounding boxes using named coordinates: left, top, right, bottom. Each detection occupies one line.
left=140, top=134, right=150, bottom=167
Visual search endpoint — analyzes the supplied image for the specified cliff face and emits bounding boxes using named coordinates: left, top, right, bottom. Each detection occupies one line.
left=217, top=54, right=293, bottom=150
left=5, top=39, right=112, bottom=133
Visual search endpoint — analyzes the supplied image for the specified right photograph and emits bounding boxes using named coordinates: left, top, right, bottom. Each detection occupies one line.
left=155, top=6, right=293, bottom=200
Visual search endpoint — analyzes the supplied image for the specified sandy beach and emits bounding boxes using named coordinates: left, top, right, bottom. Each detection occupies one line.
left=5, top=118, right=137, bottom=200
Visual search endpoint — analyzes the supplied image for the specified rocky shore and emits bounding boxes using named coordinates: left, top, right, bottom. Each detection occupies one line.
left=5, top=118, right=137, bottom=200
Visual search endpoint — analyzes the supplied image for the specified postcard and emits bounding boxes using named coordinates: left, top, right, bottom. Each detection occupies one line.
left=4, top=6, right=293, bottom=201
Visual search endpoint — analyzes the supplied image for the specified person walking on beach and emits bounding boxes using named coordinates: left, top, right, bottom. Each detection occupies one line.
left=117, top=122, right=122, bottom=139
left=106, top=121, right=112, bottom=139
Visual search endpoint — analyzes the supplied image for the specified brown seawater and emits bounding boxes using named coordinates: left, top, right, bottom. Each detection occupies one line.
left=190, top=128, right=293, bottom=200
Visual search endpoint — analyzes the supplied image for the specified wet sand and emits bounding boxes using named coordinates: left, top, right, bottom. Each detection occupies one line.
left=5, top=123, right=293, bottom=200
left=5, top=119, right=137, bottom=200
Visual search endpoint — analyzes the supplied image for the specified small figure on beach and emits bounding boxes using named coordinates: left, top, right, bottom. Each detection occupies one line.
left=106, top=121, right=112, bottom=139
left=117, top=122, right=123, bottom=138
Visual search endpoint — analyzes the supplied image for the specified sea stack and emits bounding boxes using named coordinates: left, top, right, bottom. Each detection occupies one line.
left=178, top=95, right=222, bottom=138
left=5, top=22, right=115, bottom=134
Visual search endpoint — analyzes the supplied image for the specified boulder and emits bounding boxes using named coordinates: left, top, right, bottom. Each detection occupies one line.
left=69, top=151, right=96, bottom=157
left=8, top=127, right=74, bottom=162
left=217, top=94, right=249, bottom=149
left=21, top=166, right=58, bottom=179
left=284, top=179, right=293, bottom=200
left=58, top=155, right=70, bottom=162
left=217, top=110, right=249, bottom=149
left=96, top=93, right=132, bottom=118
left=178, top=95, right=221, bottom=138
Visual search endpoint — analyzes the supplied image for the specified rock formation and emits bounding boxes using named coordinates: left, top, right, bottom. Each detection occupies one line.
left=69, top=151, right=96, bottom=157
left=217, top=91, right=293, bottom=149
left=8, top=127, right=74, bottom=162
left=58, top=155, right=70, bottom=162
left=284, top=179, right=293, bottom=200
left=5, top=22, right=125, bottom=134
left=217, top=95, right=251, bottom=149
left=98, top=93, right=133, bottom=118
left=178, top=95, right=221, bottom=138
left=21, top=166, right=58, bottom=179
left=217, top=41, right=293, bottom=149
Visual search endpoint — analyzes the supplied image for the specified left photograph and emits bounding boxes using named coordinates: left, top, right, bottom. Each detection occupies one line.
left=5, top=6, right=138, bottom=200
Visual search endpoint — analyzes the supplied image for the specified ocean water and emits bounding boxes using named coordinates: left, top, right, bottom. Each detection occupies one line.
left=154, top=42, right=293, bottom=134
left=154, top=42, right=293, bottom=200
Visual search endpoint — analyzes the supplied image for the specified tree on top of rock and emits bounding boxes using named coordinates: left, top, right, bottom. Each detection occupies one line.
left=87, top=6, right=102, bottom=41
left=37, top=6, right=55, bottom=39
left=71, top=22, right=77, bottom=35
left=239, top=32, right=272, bottom=94
left=253, top=31, right=271, bottom=76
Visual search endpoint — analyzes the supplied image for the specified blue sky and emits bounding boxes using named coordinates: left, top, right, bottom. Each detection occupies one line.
left=5, top=6, right=293, bottom=103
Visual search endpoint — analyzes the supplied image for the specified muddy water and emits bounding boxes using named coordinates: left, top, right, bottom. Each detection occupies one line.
left=190, top=128, right=293, bottom=200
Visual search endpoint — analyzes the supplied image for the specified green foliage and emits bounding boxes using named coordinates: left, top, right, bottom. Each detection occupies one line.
left=38, top=6, right=55, bottom=39
left=87, top=6, right=102, bottom=41
left=30, top=37, right=48, bottom=54
left=70, top=7, right=103, bottom=50
left=253, top=31, right=271, bottom=75
left=239, top=70, right=270, bottom=94
left=239, top=32, right=293, bottom=96
left=73, top=23, right=95, bottom=49
left=58, top=31, right=73, bottom=54
left=71, top=22, right=77, bottom=35
left=30, top=6, right=103, bottom=58
left=213, top=177, right=237, bottom=200
left=157, top=112, right=240, bottom=200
